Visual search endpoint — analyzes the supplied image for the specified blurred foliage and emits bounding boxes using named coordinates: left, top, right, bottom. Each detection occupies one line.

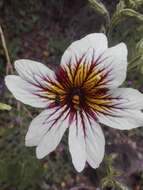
left=0, top=126, right=44, bottom=190
left=0, top=0, right=40, bottom=34
left=0, top=124, right=75, bottom=190
left=48, top=36, right=70, bottom=61
left=88, top=0, right=110, bottom=29
left=8, top=38, right=22, bottom=60
left=108, top=0, right=143, bottom=79
left=101, top=155, right=129, bottom=190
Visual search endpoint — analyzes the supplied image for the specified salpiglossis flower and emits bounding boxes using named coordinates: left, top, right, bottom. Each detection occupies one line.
left=5, top=33, right=143, bottom=172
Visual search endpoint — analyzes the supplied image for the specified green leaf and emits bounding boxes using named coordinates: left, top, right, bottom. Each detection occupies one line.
left=88, top=0, right=110, bottom=28
left=116, top=0, right=126, bottom=12
left=128, top=38, right=143, bottom=72
left=136, top=38, right=143, bottom=55
left=110, top=9, right=143, bottom=33
left=0, top=102, right=12, bottom=110
left=115, top=181, right=131, bottom=190
left=109, top=8, right=143, bottom=66
left=123, top=0, right=143, bottom=10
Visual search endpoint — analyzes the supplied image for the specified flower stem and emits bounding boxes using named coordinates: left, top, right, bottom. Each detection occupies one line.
left=0, top=25, right=13, bottom=74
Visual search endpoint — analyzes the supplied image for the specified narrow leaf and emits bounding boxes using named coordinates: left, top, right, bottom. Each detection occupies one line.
left=0, top=103, right=11, bottom=110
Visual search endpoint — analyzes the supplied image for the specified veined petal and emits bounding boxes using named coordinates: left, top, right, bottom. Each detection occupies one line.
left=68, top=113, right=86, bottom=172
left=89, top=87, right=143, bottom=130
left=26, top=106, right=68, bottom=148
left=36, top=122, right=67, bottom=159
left=98, top=109, right=143, bottom=130
left=15, top=59, right=55, bottom=84
left=5, top=75, right=49, bottom=108
left=85, top=118, right=105, bottom=169
left=110, top=88, right=143, bottom=110
left=96, top=43, right=128, bottom=88
left=61, top=33, right=108, bottom=68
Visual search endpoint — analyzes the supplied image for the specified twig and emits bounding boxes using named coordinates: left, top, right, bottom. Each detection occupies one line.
left=0, top=25, right=13, bottom=74
left=0, top=25, right=33, bottom=119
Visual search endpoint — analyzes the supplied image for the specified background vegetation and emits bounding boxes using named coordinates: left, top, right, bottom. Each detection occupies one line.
left=1, top=0, right=143, bottom=189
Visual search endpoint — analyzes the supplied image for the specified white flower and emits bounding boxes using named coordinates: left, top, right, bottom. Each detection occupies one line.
left=5, top=33, right=143, bottom=172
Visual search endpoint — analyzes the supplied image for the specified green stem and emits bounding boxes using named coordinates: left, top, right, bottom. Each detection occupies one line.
left=108, top=8, right=143, bottom=36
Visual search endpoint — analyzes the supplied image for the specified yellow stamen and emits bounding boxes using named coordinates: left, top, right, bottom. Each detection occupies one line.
left=84, top=73, right=101, bottom=89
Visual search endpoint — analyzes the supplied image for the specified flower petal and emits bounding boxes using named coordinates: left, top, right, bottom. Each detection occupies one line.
left=15, top=59, right=55, bottom=84
left=26, top=106, right=68, bottom=150
left=61, top=33, right=108, bottom=68
left=85, top=119, right=105, bottom=169
left=110, top=88, right=143, bottom=110
left=68, top=113, right=86, bottom=172
left=96, top=43, right=128, bottom=88
left=5, top=75, right=49, bottom=108
left=96, top=87, right=143, bottom=130
left=98, top=109, right=143, bottom=130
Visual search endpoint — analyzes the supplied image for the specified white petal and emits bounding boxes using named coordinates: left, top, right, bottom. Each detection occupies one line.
left=98, top=109, right=143, bottom=130
left=5, top=75, right=49, bottom=108
left=68, top=113, right=86, bottom=172
left=96, top=43, right=128, bottom=88
left=15, top=59, right=55, bottom=84
left=35, top=107, right=68, bottom=159
left=110, top=88, right=143, bottom=110
left=61, top=33, right=108, bottom=68
left=5, top=60, right=56, bottom=108
left=97, top=87, right=143, bottom=130
left=26, top=106, right=68, bottom=148
left=83, top=114, right=105, bottom=169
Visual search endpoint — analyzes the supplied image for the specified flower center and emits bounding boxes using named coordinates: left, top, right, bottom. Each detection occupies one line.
left=72, top=94, right=80, bottom=110
left=47, top=58, right=112, bottom=114
left=69, top=88, right=84, bottom=110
